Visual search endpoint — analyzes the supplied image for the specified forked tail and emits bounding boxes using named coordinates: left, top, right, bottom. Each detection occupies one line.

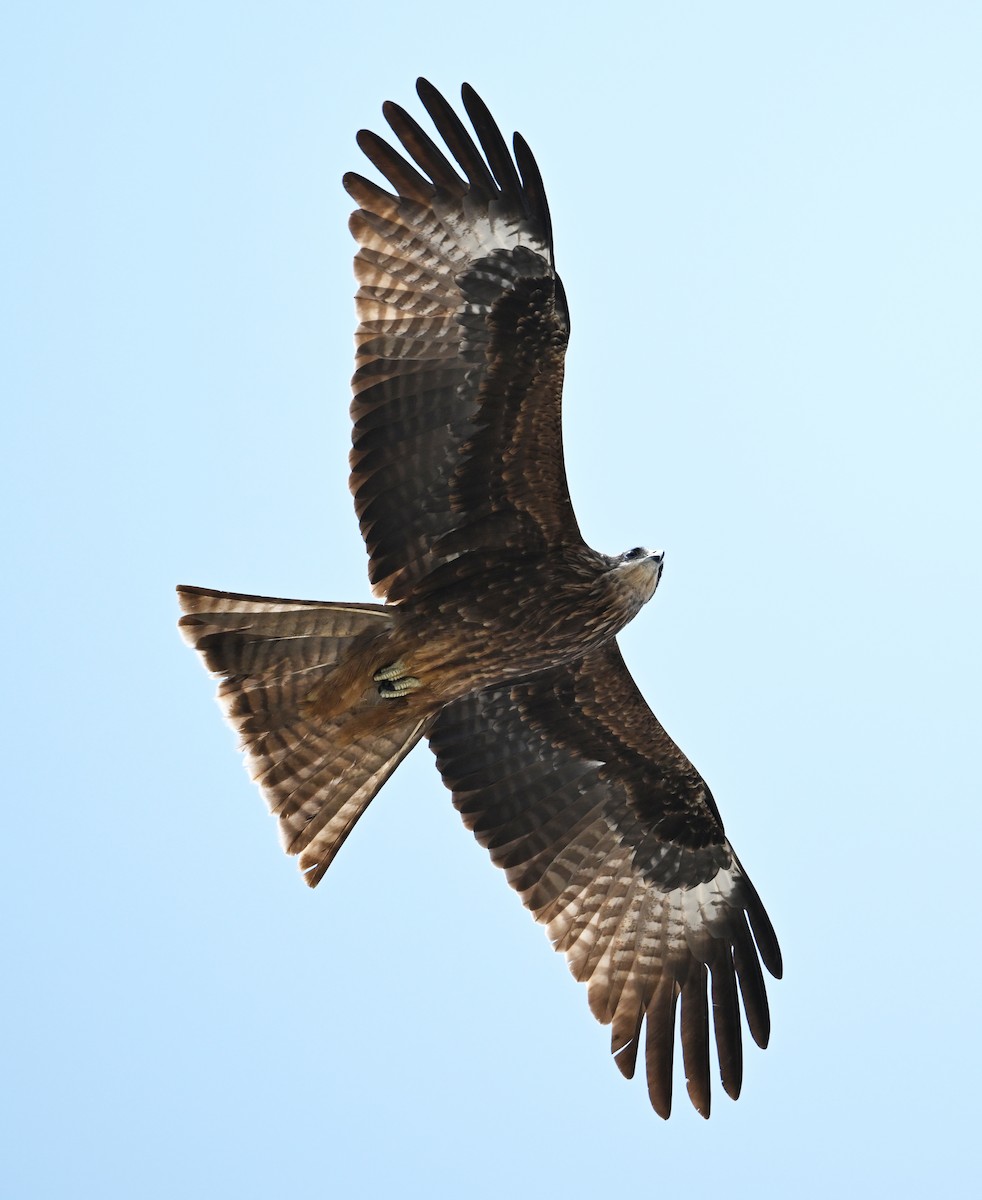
left=177, top=585, right=431, bottom=886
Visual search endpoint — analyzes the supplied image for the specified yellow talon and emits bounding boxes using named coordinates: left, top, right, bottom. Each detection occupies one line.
left=378, top=675, right=421, bottom=698
left=373, top=659, right=409, bottom=682
left=374, top=659, right=422, bottom=698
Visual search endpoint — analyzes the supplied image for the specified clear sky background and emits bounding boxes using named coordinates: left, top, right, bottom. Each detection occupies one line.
left=4, top=2, right=981, bottom=1196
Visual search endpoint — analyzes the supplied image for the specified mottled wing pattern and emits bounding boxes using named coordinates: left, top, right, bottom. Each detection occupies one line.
left=346, top=79, right=581, bottom=603
left=428, top=642, right=782, bottom=1118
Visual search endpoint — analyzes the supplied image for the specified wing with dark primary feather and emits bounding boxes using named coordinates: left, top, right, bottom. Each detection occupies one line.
left=428, top=641, right=782, bottom=1118
left=345, top=79, right=581, bottom=604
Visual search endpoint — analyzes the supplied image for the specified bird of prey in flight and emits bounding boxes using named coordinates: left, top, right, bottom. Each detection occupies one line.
left=178, top=78, right=782, bottom=1118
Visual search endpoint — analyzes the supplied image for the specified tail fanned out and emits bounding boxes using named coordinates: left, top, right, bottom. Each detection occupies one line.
left=177, top=586, right=429, bottom=886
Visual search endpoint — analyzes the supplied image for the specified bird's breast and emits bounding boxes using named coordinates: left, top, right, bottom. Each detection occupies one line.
left=397, top=554, right=645, bottom=699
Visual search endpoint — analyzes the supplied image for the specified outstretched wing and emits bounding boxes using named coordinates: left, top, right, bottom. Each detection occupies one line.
left=346, top=79, right=581, bottom=603
left=428, top=643, right=782, bottom=1119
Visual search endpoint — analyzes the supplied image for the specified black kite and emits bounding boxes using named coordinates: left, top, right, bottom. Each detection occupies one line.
left=178, top=79, right=782, bottom=1118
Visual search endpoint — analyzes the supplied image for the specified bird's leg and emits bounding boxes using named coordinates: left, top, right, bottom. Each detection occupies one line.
left=373, top=659, right=422, bottom=699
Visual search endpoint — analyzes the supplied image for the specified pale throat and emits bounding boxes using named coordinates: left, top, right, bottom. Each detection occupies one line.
left=617, top=559, right=662, bottom=609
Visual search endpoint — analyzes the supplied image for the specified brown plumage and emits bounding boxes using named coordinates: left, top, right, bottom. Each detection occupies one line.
left=178, top=79, right=782, bottom=1118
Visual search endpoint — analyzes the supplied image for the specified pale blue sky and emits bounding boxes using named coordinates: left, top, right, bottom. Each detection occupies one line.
left=4, top=2, right=981, bottom=1196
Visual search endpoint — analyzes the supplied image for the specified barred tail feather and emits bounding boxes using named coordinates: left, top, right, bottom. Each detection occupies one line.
left=177, top=585, right=430, bottom=886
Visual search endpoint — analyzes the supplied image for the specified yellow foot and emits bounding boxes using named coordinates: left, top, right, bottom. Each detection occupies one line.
left=374, top=660, right=422, bottom=699
left=373, top=659, right=409, bottom=682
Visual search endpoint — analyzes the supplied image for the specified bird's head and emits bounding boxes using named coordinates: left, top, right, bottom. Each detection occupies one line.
left=614, top=546, right=665, bottom=605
